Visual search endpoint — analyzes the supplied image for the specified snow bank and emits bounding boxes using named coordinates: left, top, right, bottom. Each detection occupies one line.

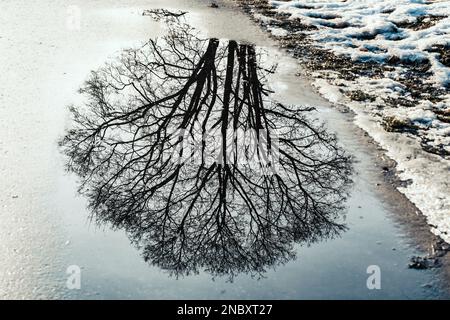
left=248, top=0, right=450, bottom=242
left=269, top=0, right=450, bottom=86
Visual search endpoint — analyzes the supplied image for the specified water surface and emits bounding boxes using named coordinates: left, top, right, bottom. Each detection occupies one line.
left=0, top=0, right=447, bottom=299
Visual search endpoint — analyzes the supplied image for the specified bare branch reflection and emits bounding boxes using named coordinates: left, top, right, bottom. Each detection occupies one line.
left=60, top=13, right=353, bottom=279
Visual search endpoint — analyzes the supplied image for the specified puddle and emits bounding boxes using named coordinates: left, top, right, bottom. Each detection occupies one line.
left=59, top=11, right=353, bottom=280
left=0, top=1, right=448, bottom=299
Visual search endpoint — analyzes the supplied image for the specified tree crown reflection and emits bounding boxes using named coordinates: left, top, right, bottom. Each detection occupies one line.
left=60, top=11, right=353, bottom=279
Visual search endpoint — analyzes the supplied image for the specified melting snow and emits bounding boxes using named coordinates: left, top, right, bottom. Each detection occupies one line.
left=250, top=0, right=450, bottom=242
left=270, top=0, right=450, bottom=85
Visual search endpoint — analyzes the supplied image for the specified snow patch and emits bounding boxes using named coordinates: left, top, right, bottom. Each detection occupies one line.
left=313, top=79, right=342, bottom=103
left=248, top=0, right=450, bottom=243
left=314, top=78, right=450, bottom=243
left=270, top=0, right=450, bottom=86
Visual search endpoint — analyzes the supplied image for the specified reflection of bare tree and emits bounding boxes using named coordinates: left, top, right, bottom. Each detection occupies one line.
left=60, top=13, right=353, bottom=278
